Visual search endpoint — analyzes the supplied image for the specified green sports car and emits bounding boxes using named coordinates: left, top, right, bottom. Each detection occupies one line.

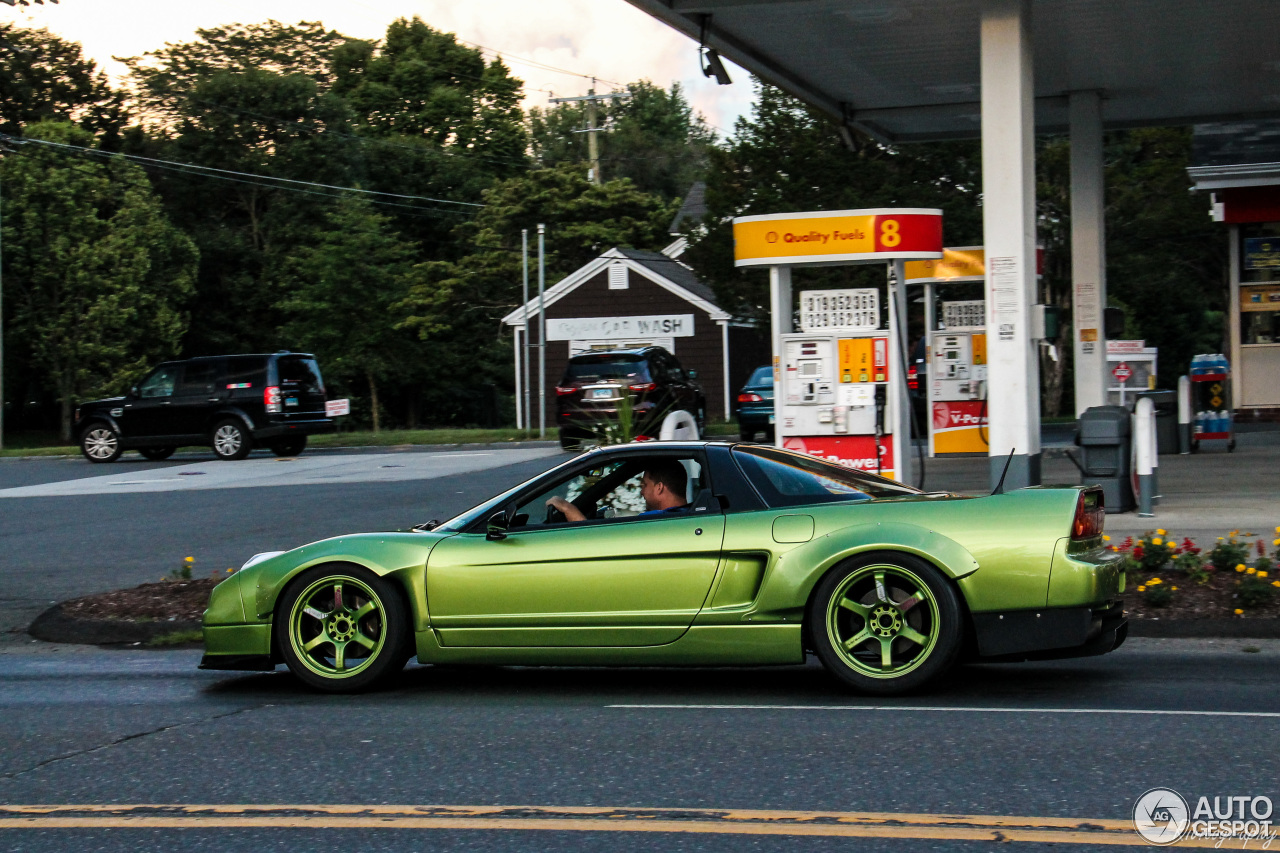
left=200, top=441, right=1126, bottom=694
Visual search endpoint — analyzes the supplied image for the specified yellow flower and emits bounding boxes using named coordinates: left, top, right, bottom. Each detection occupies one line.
left=1235, top=608, right=1245, bottom=615
left=1260, top=571, right=1270, bottom=579
left=1102, top=535, right=1111, bottom=542
left=1272, top=581, right=1280, bottom=588
left=1152, top=537, right=1163, bottom=545
left=1237, top=564, right=1247, bottom=572
left=1157, top=529, right=1166, bottom=536
left=1137, top=586, right=1147, bottom=592
left=184, top=556, right=194, bottom=563
left=1248, top=567, right=1257, bottom=575
left=1273, top=539, right=1280, bottom=546
left=1218, top=537, right=1225, bottom=541
left=1148, top=578, right=1162, bottom=585
left=1172, top=586, right=1179, bottom=591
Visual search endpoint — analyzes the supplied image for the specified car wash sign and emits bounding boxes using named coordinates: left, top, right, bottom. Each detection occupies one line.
left=545, top=315, right=695, bottom=341
left=733, top=208, right=943, bottom=267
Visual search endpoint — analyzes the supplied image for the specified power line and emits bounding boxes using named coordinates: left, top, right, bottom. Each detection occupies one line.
left=0, top=133, right=484, bottom=209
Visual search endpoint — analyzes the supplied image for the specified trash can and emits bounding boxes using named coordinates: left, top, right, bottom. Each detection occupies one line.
left=1137, top=389, right=1178, bottom=455
left=1077, top=405, right=1133, bottom=513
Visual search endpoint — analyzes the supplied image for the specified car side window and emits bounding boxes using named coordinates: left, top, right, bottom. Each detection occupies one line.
left=138, top=366, right=179, bottom=399
left=510, top=454, right=711, bottom=528
left=666, top=354, right=687, bottom=381
left=513, top=462, right=629, bottom=527
left=177, top=360, right=221, bottom=396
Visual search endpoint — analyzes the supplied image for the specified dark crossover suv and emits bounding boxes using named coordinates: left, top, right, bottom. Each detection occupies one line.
left=555, top=347, right=706, bottom=449
left=76, top=352, right=333, bottom=463
left=735, top=365, right=775, bottom=441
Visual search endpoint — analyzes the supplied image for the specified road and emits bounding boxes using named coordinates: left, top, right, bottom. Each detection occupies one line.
left=1, top=637, right=1279, bottom=850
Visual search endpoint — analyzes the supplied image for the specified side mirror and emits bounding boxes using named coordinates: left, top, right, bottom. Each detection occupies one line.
left=486, top=509, right=511, bottom=541
left=687, top=369, right=698, bottom=379
left=129, top=385, right=139, bottom=398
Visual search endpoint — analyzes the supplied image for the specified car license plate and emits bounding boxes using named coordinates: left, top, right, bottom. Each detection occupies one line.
left=285, top=397, right=298, bottom=407
left=590, top=389, right=612, bottom=399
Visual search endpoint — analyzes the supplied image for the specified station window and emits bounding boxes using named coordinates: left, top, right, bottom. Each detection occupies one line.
left=1240, top=224, right=1280, bottom=344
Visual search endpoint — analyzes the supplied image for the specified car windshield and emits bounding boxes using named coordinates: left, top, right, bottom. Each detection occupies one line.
left=562, top=356, right=650, bottom=384
left=746, top=367, right=773, bottom=387
left=733, top=445, right=921, bottom=507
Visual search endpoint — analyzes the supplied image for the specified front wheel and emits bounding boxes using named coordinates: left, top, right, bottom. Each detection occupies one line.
left=807, top=553, right=962, bottom=695
left=140, top=447, right=176, bottom=461
left=80, top=424, right=122, bottom=463
left=276, top=565, right=410, bottom=692
left=211, top=419, right=252, bottom=460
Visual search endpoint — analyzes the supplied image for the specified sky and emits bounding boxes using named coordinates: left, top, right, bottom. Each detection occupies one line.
left=8, top=0, right=755, bottom=138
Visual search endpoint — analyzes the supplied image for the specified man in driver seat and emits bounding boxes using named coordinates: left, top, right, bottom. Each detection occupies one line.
left=547, top=459, right=689, bottom=522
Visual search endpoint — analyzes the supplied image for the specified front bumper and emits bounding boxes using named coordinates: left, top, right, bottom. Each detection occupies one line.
left=971, top=603, right=1127, bottom=661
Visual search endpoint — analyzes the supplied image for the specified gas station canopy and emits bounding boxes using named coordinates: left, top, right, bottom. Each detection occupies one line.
left=626, top=0, right=1280, bottom=142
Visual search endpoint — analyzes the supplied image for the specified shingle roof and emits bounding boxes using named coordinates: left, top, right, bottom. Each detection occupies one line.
left=667, top=181, right=708, bottom=235
left=614, top=247, right=721, bottom=307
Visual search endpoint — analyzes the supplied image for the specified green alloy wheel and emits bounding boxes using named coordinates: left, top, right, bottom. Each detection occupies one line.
left=808, top=553, right=962, bottom=695
left=277, top=565, right=409, bottom=692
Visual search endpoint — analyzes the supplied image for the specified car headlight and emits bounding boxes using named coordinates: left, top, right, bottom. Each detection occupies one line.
left=239, top=551, right=285, bottom=572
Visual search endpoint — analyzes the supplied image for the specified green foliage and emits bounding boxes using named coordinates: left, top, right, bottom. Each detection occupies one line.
left=1173, top=550, right=1211, bottom=584
left=1208, top=537, right=1251, bottom=573
left=1143, top=583, right=1174, bottom=608
left=0, top=24, right=127, bottom=139
left=280, top=195, right=422, bottom=432
left=1237, top=573, right=1276, bottom=609
left=529, top=80, right=715, bottom=199
left=1135, top=532, right=1176, bottom=571
left=1, top=122, right=198, bottom=439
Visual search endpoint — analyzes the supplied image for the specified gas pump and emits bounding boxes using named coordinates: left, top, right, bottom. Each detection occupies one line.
left=928, top=299, right=990, bottom=455
left=777, top=290, right=899, bottom=476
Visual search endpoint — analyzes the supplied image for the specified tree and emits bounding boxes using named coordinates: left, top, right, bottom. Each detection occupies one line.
left=1, top=122, right=198, bottom=439
left=0, top=24, right=127, bottom=140
left=399, top=164, right=677, bottom=425
left=529, top=80, right=716, bottom=200
left=683, top=81, right=983, bottom=322
left=279, top=195, right=422, bottom=433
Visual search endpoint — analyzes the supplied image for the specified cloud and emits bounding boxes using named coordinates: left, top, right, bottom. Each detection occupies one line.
left=14, top=0, right=753, bottom=135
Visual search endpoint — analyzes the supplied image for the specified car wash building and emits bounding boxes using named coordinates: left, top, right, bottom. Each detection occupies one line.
left=503, top=245, right=769, bottom=430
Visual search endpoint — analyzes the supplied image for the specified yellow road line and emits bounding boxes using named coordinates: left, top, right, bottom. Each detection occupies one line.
left=0, top=804, right=1216, bottom=845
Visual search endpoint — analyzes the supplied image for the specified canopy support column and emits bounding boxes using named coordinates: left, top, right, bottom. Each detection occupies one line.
left=769, top=265, right=792, bottom=448
left=980, top=0, right=1041, bottom=489
left=1070, top=89, right=1108, bottom=416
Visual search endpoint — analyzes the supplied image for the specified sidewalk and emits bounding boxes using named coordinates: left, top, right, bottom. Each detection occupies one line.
left=921, top=430, right=1280, bottom=546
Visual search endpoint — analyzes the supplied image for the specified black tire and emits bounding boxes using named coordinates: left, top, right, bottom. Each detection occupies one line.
left=140, top=447, right=176, bottom=461
left=211, top=418, right=253, bottom=461
left=806, top=552, right=963, bottom=695
left=739, top=427, right=755, bottom=442
left=80, top=423, right=123, bottom=463
left=276, top=564, right=411, bottom=693
left=269, top=436, right=308, bottom=457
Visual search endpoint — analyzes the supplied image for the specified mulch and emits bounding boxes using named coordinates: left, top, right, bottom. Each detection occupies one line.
left=58, top=578, right=220, bottom=623
left=1122, top=568, right=1280, bottom=621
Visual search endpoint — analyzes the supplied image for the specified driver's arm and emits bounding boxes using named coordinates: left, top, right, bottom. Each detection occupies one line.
left=545, top=496, right=586, bottom=523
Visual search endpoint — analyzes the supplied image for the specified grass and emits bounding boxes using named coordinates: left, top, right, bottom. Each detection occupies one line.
left=0, top=421, right=743, bottom=458
left=146, top=629, right=204, bottom=647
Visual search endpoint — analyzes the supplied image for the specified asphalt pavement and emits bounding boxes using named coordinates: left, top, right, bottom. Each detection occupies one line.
left=1, top=637, right=1278, bottom=851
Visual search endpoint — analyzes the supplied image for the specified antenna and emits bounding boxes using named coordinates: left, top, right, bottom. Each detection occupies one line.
left=991, top=448, right=1016, bottom=495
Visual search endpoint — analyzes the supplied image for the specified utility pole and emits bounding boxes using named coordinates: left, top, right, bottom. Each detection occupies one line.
left=548, top=80, right=628, bottom=185
left=537, top=223, right=546, bottom=438
left=521, top=228, right=530, bottom=432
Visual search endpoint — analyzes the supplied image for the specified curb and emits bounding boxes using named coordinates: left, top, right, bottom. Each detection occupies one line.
left=1127, top=619, right=1280, bottom=639
left=0, top=439, right=567, bottom=463
left=27, top=604, right=202, bottom=645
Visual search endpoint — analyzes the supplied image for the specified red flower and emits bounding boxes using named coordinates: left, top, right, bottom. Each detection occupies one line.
left=1259, top=540, right=1267, bottom=556
left=1133, top=546, right=1145, bottom=560
left=1182, top=537, right=1200, bottom=555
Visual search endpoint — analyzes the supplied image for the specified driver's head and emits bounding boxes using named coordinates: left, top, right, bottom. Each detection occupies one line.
left=640, top=459, right=688, bottom=511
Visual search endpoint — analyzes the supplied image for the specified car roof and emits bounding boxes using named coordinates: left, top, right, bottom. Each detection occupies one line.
left=585, top=440, right=737, bottom=455
left=567, top=347, right=663, bottom=361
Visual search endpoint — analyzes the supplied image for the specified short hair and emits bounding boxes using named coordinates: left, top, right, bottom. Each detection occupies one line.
left=644, top=459, right=687, bottom=497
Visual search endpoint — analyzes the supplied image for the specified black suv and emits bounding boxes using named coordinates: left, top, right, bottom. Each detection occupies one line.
left=75, top=352, right=333, bottom=463
left=555, top=347, right=706, bottom=449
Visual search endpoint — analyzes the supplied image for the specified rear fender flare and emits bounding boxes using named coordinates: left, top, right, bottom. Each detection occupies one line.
left=754, top=521, right=980, bottom=620
left=208, top=406, right=256, bottom=436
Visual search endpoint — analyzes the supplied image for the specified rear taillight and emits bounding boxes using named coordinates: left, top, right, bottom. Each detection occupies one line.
left=907, top=366, right=919, bottom=391
left=555, top=386, right=578, bottom=397
left=630, top=382, right=657, bottom=393
left=265, top=385, right=282, bottom=413
left=1071, top=489, right=1105, bottom=540
left=738, top=392, right=764, bottom=403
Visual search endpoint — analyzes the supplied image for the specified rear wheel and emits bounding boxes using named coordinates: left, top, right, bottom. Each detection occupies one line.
left=211, top=418, right=252, bottom=460
left=739, top=427, right=755, bottom=441
left=277, top=565, right=410, bottom=692
left=807, top=553, right=962, bottom=695
left=140, top=447, right=176, bottom=461
left=80, top=424, right=122, bottom=463
left=269, top=436, right=307, bottom=457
